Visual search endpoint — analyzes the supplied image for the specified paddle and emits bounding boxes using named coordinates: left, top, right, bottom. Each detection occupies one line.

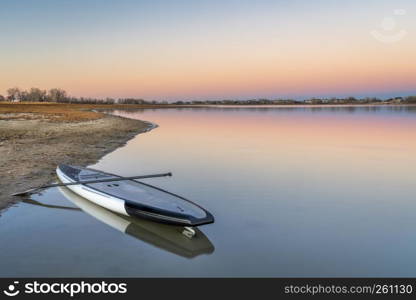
left=12, top=172, right=172, bottom=196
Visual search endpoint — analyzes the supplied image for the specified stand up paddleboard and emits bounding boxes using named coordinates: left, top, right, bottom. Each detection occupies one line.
left=56, top=164, right=214, bottom=237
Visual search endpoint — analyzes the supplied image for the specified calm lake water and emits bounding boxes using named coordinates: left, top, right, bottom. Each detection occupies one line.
left=1, top=105, right=416, bottom=277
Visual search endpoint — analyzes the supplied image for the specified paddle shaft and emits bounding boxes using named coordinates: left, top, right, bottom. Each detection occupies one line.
left=12, top=172, right=172, bottom=196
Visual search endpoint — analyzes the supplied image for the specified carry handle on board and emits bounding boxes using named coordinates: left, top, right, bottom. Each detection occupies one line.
left=12, top=172, right=172, bottom=196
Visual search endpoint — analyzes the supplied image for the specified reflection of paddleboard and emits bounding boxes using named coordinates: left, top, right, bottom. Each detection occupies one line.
left=58, top=186, right=215, bottom=258
left=56, top=165, right=214, bottom=230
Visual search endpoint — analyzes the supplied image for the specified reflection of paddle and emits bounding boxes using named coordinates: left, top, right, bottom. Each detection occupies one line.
left=12, top=172, right=172, bottom=196
left=22, top=199, right=81, bottom=211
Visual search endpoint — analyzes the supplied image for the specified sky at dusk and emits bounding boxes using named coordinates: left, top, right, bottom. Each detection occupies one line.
left=0, top=0, right=415, bottom=101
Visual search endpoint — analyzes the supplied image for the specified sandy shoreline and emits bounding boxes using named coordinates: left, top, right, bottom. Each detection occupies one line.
left=0, top=114, right=149, bottom=212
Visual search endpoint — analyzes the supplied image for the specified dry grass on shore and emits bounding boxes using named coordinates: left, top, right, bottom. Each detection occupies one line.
left=0, top=103, right=103, bottom=122
left=0, top=102, right=194, bottom=122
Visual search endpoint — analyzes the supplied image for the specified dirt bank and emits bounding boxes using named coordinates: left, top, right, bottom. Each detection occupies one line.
left=0, top=114, right=149, bottom=212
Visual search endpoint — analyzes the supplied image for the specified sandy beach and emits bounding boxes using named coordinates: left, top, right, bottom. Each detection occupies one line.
left=0, top=104, right=150, bottom=212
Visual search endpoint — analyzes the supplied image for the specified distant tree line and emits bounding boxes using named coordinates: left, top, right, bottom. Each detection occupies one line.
left=0, top=87, right=167, bottom=105
left=0, top=87, right=67, bottom=103
left=172, top=96, right=416, bottom=105
left=0, top=87, right=415, bottom=105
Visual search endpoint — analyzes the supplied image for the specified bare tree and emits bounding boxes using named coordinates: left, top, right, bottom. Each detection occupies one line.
left=26, top=88, right=47, bottom=102
left=7, top=87, right=22, bottom=102
left=47, top=88, right=67, bottom=102
left=0, top=95, right=5, bottom=102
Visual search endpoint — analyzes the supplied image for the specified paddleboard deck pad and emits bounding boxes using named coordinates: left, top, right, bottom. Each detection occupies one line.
left=56, top=164, right=214, bottom=226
